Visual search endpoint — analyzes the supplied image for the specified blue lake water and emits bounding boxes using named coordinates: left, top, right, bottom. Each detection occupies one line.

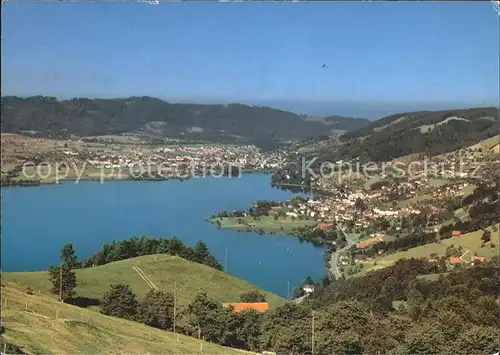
left=1, top=173, right=325, bottom=297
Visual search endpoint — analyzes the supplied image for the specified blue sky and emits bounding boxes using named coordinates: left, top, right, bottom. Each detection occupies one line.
left=2, top=2, right=499, bottom=116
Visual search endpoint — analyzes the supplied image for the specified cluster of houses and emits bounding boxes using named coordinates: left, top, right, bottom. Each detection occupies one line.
left=51, top=144, right=288, bottom=175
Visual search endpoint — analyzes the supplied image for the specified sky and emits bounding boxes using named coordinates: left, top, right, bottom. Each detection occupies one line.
left=2, top=2, right=499, bottom=117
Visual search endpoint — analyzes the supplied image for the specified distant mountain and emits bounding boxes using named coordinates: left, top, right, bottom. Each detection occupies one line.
left=305, top=107, right=500, bottom=162
left=0, top=96, right=364, bottom=150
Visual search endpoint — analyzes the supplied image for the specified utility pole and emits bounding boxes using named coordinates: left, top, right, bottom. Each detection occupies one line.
left=59, top=263, right=63, bottom=302
left=173, top=281, right=177, bottom=334
left=311, top=310, right=315, bottom=355
left=287, top=281, right=290, bottom=300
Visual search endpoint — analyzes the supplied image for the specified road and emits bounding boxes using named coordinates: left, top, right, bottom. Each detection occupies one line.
left=132, top=265, right=159, bottom=290
left=293, top=294, right=309, bottom=304
left=329, top=226, right=356, bottom=279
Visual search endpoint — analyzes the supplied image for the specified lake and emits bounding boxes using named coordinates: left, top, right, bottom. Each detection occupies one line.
left=1, top=173, right=325, bottom=297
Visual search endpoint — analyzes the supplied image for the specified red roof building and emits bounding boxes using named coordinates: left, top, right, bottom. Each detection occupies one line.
left=222, top=302, right=269, bottom=313
left=471, top=256, right=487, bottom=263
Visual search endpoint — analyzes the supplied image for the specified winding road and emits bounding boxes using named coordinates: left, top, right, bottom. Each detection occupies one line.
left=329, top=226, right=356, bottom=279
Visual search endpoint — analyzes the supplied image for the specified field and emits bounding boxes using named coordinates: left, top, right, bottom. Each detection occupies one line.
left=210, top=215, right=317, bottom=235
left=417, top=116, right=469, bottom=134
left=360, top=224, right=499, bottom=274
left=393, top=194, right=433, bottom=208
left=16, top=164, right=125, bottom=183
left=1, top=282, right=254, bottom=355
left=416, top=272, right=449, bottom=281
left=2, top=254, right=285, bottom=309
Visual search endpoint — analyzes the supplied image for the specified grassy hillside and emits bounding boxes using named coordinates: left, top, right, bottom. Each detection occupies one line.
left=360, top=224, right=499, bottom=273
left=3, top=254, right=285, bottom=309
left=1, top=282, right=254, bottom=355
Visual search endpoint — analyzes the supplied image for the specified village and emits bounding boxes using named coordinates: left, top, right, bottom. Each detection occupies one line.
left=1, top=134, right=289, bottom=183
left=212, top=140, right=500, bottom=280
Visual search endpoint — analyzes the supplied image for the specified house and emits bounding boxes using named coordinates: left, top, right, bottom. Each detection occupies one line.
left=302, top=285, right=315, bottom=294
left=471, top=256, right=486, bottom=263
left=356, top=237, right=382, bottom=250
left=222, top=302, right=269, bottom=313
left=452, top=231, right=462, bottom=237
left=449, top=257, right=462, bottom=265
left=318, top=223, right=331, bottom=230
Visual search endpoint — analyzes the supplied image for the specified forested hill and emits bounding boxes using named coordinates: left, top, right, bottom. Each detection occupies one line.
left=310, top=107, right=500, bottom=161
left=323, top=115, right=371, bottom=131
left=1, top=96, right=365, bottom=149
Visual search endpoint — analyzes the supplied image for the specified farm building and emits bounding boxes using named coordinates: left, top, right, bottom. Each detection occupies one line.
left=222, top=302, right=269, bottom=313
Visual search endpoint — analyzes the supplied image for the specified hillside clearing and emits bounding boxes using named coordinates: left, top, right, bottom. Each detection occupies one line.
left=3, top=254, right=285, bottom=309
left=1, top=282, right=254, bottom=355
left=210, top=215, right=317, bottom=235
left=417, top=116, right=469, bottom=133
left=360, top=225, right=499, bottom=273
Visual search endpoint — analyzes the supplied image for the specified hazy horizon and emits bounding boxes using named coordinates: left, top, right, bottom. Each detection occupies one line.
left=2, top=93, right=496, bottom=119
left=2, top=1, right=498, bottom=118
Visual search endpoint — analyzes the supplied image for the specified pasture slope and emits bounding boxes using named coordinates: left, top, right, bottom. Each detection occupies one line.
left=360, top=224, right=499, bottom=274
left=3, top=254, right=285, bottom=309
left=1, top=282, right=255, bottom=355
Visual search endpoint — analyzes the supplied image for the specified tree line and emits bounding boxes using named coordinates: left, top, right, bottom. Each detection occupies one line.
left=81, top=236, right=222, bottom=270
left=47, top=238, right=222, bottom=301
left=99, top=285, right=268, bottom=351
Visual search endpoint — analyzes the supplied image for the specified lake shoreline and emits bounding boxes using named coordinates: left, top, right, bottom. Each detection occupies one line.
left=2, top=173, right=326, bottom=296
left=1, top=168, right=272, bottom=188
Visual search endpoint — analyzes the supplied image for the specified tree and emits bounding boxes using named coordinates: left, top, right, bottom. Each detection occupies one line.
left=355, top=197, right=367, bottom=211
left=303, top=276, right=314, bottom=285
left=481, top=230, right=491, bottom=243
left=186, top=292, right=225, bottom=342
left=260, top=303, right=310, bottom=349
left=194, top=241, right=210, bottom=264
left=240, top=290, right=266, bottom=303
left=100, top=284, right=138, bottom=320
left=404, top=322, right=446, bottom=354
left=48, top=264, right=76, bottom=300
left=167, top=236, right=183, bottom=255
left=137, top=290, right=174, bottom=330
left=273, top=320, right=311, bottom=355
left=456, top=325, right=499, bottom=355
left=60, top=243, right=79, bottom=268
left=156, top=238, right=170, bottom=254
left=237, top=310, right=263, bottom=351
